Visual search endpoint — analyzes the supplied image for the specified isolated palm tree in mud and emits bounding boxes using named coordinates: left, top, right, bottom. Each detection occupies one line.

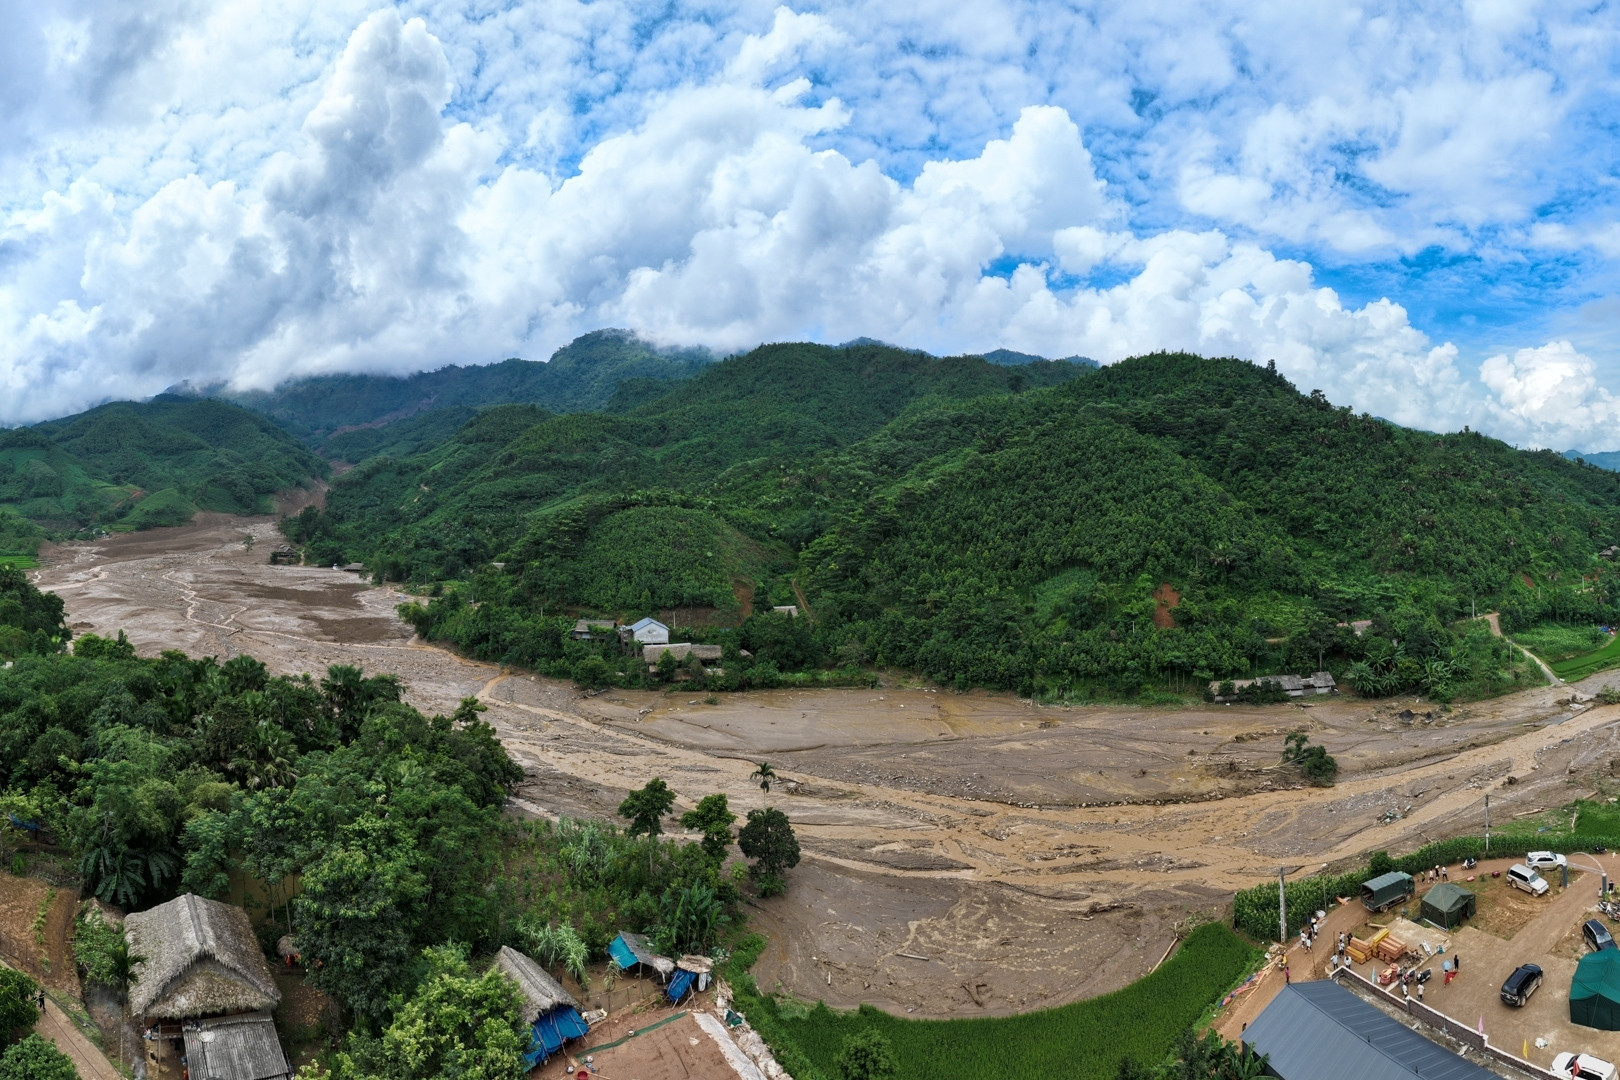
left=750, top=762, right=776, bottom=808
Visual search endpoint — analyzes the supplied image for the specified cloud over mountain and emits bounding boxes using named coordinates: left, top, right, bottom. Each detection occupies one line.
left=1, top=2, right=1617, bottom=447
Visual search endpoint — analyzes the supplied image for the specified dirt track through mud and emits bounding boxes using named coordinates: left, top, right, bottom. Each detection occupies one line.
left=32, top=518, right=1620, bottom=1016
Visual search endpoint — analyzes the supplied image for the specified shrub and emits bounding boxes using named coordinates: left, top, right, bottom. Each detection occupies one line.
left=838, top=1029, right=898, bottom=1080
left=0, top=1035, right=76, bottom=1080
left=0, top=968, right=36, bottom=1042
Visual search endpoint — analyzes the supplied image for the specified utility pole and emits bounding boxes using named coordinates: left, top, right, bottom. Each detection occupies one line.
left=1279, top=867, right=1288, bottom=944
left=1485, top=794, right=1491, bottom=853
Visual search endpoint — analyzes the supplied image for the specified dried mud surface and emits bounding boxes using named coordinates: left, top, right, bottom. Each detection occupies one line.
left=32, top=517, right=1620, bottom=1017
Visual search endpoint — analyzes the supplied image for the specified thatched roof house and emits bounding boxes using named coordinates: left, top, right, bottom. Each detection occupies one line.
left=181, top=1013, right=291, bottom=1080
left=493, top=946, right=578, bottom=1025
left=125, top=894, right=281, bottom=1020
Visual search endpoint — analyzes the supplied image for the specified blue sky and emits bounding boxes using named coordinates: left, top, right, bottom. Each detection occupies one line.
left=3, top=1, right=1620, bottom=448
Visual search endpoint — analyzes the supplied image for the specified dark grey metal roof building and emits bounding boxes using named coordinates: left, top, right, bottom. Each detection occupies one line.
left=1242, top=980, right=1501, bottom=1080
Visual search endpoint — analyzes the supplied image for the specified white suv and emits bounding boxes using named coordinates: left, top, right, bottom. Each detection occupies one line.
left=1507, top=864, right=1550, bottom=896
left=1552, top=1052, right=1616, bottom=1080
left=1527, top=851, right=1569, bottom=871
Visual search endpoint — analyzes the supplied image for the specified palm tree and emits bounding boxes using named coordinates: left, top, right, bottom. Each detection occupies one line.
left=105, top=935, right=145, bottom=1067
left=750, top=762, right=777, bottom=809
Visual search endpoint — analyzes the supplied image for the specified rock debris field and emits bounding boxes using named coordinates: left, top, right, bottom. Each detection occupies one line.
left=32, top=516, right=1620, bottom=1017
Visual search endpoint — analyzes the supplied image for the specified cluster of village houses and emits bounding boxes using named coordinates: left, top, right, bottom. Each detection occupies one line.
left=571, top=610, right=797, bottom=677
left=120, top=893, right=708, bottom=1080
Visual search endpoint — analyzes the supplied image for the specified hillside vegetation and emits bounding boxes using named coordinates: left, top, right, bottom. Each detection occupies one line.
left=287, top=346, right=1620, bottom=699
left=0, top=397, right=325, bottom=545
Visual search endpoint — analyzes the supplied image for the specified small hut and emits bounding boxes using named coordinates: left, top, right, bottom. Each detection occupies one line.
left=493, top=946, right=588, bottom=1067
left=667, top=955, right=714, bottom=1004
left=607, top=931, right=674, bottom=980
left=1420, top=883, right=1476, bottom=928
left=124, top=894, right=285, bottom=1080
left=126, top=894, right=281, bottom=1020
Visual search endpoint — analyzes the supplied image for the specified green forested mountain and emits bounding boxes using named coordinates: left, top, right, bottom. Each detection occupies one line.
left=0, top=397, right=325, bottom=543
left=192, top=330, right=716, bottom=454
left=286, top=346, right=1620, bottom=698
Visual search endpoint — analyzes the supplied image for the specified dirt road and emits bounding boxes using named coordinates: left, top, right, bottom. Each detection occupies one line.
left=31, top=518, right=1620, bottom=1017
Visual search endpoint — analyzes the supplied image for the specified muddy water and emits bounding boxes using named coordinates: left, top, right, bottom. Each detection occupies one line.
left=31, top=519, right=1620, bottom=1016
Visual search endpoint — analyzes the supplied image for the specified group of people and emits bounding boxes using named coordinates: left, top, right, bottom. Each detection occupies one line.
left=1424, top=865, right=1449, bottom=882
left=1298, top=913, right=1326, bottom=953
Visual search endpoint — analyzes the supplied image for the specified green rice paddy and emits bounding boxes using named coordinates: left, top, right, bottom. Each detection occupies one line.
left=1550, top=636, right=1620, bottom=681
left=1514, top=624, right=1620, bottom=682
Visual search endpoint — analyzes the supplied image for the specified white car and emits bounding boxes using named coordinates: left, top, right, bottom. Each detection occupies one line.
left=1527, top=850, right=1569, bottom=871
left=1507, top=864, right=1550, bottom=896
left=1552, top=1051, right=1617, bottom=1080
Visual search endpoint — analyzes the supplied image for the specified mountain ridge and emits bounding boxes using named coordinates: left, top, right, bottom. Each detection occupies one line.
left=284, top=344, right=1620, bottom=697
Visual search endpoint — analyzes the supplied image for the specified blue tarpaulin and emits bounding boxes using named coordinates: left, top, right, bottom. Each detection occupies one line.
left=667, top=969, right=696, bottom=1003
left=608, top=935, right=639, bottom=970
left=523, top=1006, right=589, bottom=1067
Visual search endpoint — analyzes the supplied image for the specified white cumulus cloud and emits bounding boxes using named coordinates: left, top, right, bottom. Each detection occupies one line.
left=0, top=2, right=1615, bottom=453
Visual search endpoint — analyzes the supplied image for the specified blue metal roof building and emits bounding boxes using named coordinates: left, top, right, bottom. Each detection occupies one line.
left=1242, top=980, right=1502, bottom=1080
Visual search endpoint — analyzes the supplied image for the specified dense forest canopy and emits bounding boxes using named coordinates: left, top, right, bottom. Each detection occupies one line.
left=287, top=345, right=1620, bottom=699
left=0, top=397, right=326, bottom=542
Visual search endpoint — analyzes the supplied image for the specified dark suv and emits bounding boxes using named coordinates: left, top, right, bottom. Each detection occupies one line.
left=1586, top=919, right=1617, bottom=953
left=1502, top=963, right=1544, bottom=1006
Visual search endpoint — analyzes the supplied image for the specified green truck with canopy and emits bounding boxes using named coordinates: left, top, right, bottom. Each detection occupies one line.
left=1360, top=871, right=1415, bottom=911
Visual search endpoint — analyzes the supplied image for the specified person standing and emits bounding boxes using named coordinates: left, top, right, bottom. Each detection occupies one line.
left=1417, top=980, right=1424, bottom=1004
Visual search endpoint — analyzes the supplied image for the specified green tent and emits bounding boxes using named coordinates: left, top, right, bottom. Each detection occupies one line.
left=1420, top=882, right=1476, bottom=928
left=1571, top=949, right=1620, bottom=1030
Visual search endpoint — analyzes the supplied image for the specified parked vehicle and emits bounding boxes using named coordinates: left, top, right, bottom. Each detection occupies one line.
left=1586, top=919, right=1617, bottom=952
left=1502, top=963, right=1544, bottom=1007
left=1551, top=1051, right=1617, bottom=1080
left=1507, top=864, right=1551, bottom=896
left=1602, top=900, right=1620, bottom=921
left=1528, top=851, right=1569, bottom=871
left=1463, top=856, right=1479, bottom=869
left=1360, top=870, right=1415, bottom=911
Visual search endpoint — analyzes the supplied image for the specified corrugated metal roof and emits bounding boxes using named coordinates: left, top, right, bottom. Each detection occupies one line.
left=1242, top=981, right=1499, bottom=1080
left=181, top=1013, right=290, bottom=1080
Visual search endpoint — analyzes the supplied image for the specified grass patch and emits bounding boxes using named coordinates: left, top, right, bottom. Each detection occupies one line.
left=0, top=555, right=36, bottom=569
left=750, top=923, right=1257, bottom=1080
left=1552, top=635, right=1620, bottom=681
left=1574, top=799, right=1620, bottom=838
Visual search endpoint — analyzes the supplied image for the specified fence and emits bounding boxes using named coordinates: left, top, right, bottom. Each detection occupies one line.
left=0, top=924, right=45, bottom=980
left=1333, top=968, right=1556, bottom=1080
